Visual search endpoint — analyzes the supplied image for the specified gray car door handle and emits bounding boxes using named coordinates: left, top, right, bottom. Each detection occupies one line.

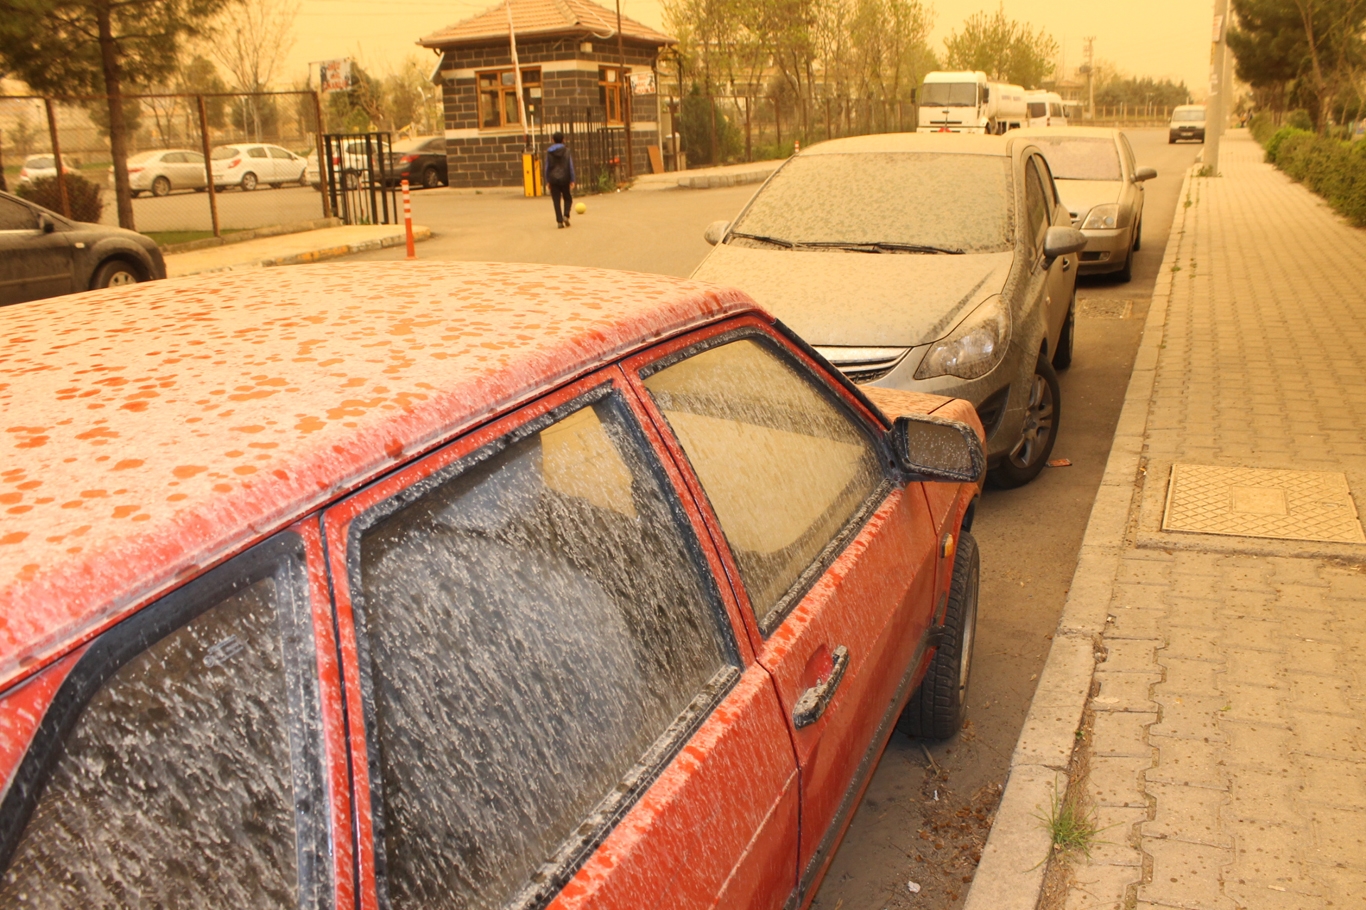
left=1061, top=257, right=1072, bottom=272
left=793, top=645, right=850, bottom=728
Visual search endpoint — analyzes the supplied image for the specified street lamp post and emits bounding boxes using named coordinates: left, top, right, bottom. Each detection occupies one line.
left=1206, top=0, right=1230, bottom=174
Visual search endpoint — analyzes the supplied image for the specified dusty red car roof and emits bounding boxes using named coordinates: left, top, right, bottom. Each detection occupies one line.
left=0, top=261, right=755, bottom=687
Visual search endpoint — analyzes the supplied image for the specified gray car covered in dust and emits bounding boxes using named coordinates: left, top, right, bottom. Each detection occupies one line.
left=693, top=132, right=1086, bottom=487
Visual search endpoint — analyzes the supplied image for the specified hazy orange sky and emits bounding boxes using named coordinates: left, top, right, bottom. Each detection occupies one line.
left=286, top=0, right=1215, bottom=96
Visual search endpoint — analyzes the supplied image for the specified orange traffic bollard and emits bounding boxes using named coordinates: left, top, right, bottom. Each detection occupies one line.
left=401, top=179, right=416, bottom=260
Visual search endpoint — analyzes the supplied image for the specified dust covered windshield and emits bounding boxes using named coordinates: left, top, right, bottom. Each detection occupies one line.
left=920, top=83, right=978, bottom=106
left=1028, top=137, right=1122, bottom=181
left=729, top=152, right=1013, bottom=253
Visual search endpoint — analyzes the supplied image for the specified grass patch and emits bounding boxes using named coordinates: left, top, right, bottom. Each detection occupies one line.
left=147, top=229, right=243, bottom=247
left=1039, top=778, right=1101, bottom=859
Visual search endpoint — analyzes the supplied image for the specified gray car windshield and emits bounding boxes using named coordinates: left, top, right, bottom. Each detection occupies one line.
left=729, top=152, right=1012, bottom=253
left=1029, top=137, right=1122, bottom=181
left=920, top=83, right=978, bottom=107
left=1173, top=109, right=1205, bottom=121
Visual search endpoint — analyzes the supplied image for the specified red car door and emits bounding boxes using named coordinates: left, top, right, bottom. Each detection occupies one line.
left=626, top=317, right=940, bottom=902
left=319, top=366, right=799, bottom=910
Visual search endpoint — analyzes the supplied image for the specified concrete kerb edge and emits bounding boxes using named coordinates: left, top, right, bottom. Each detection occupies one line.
left=172, top=226, right=432, bottom=277
left=962, top=164, right=1198, bottom=910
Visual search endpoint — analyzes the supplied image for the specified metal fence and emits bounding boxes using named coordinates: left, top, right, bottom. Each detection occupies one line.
left=321, top=132, right=399, bottom=226
left=539, top=110, right=628, bottom=193
left=0, top=91, right=329, bottom=242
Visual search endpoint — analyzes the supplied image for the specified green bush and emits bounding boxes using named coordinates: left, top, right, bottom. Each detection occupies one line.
left=1269, top=130, right=1366, bottom=226
left=16, top=172, right=105, bottom=223
left=1285, top=109, right=1313, bottom=132
left=1249, top=112, right=1277, bottom=145
left=1264, top=126, right=1310, bottom=163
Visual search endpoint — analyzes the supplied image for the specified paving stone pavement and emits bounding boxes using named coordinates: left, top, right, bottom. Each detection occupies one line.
left=1062, top=133, right=1366, bottom=909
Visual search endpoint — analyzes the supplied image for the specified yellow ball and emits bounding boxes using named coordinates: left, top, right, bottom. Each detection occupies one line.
left=574, top=202, right=586, bottom=215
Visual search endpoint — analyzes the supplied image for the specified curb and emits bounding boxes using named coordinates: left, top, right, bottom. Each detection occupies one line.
left=169, top=226, right=432, bottom=277
left=962, top=165, right=1197, bottom=910
left=159, top=217, right=344, bottom=253
left=675, top=165, right=779, bottom=189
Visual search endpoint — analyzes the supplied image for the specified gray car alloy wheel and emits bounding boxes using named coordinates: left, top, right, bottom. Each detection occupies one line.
left=152, top=176, right=171, bottom=197
left=1010, top=370, right=1056, bottom=469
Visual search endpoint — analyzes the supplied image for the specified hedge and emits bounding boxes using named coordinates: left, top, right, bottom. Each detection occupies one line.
left=1256, top=121, right=1366, bottom=227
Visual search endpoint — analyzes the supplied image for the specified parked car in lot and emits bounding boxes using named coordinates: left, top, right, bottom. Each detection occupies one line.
left=694, top=132, right=1087, bottom=487
left=386, top=135, right=448, bottom=188
left=0, top=261, right=984, bottom=910
left=16, top=153, right=78, bottom=190
left=0, top=189, right=165, bottom=305
left=1016, top=127, right=1156, bottom=282
left=211, top=142, right=309, bottom=190
left=1169, top=104, right=1207, bottom=143
left=109, top=148, right=209, bottom=196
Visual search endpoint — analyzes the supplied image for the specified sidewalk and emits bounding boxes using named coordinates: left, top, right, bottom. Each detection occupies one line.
left=631, top=158, right=783, bottom=191
left=164, top=223, right=431, bottom=278
left=967, top=130, right=1366, bottom=910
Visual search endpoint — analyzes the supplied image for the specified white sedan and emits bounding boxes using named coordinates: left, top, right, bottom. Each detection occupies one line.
left=210, top=143, right=309, bottom=191
left=109, top=149, right=208, bottom=196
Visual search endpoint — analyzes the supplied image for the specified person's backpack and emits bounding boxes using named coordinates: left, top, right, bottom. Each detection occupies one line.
left=546, top=147, right=570, bottom=185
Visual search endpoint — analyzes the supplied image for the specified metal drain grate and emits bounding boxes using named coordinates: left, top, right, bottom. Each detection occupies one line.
left=1078, top=297, right=1135, bottom=319
left=1162, top=464, right=1365, bottom=543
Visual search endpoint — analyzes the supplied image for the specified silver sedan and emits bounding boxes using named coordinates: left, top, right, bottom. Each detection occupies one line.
left=109, top=149, right=210, bottom=197
left=1015, top=127, right=1156, bottom=282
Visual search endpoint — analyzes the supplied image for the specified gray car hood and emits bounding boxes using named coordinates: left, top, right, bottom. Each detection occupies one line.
left=692, top=244, right=1014, bottom=347
left=1053, top=179, right=1123, bottom=218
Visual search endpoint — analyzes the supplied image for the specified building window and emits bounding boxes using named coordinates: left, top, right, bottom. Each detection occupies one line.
left=599, top=66, right=626, bottom=124
left=477, top=67, right=541, bottom=130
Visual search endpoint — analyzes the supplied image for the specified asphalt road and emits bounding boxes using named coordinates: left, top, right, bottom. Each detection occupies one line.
left=99, top=183, right=328, bottom=234
left=336, top=130, right=1201, bottom=908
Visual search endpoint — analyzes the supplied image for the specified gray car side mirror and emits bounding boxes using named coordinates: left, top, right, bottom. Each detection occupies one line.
left=1133, top=167, right=1157, bottom=182
left=1043, top=225, right=1087, bottom=260
left=703, top=220, right=729, bottom=245
left=890, top=414, right=985, bottom=483
left=38, top=213, right=55, bottom=233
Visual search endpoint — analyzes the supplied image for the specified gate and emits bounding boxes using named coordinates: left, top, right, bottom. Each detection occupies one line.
left=322, top=132, right=398, bottom=225
left=540, top=110, right=627, bottom=193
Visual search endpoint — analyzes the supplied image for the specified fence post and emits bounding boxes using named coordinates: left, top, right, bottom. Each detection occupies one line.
left=312, top=91, right=333, bottom=220
left=43, top=98, right=71, bottom=219
left=195, top=96, right=221, bottom=239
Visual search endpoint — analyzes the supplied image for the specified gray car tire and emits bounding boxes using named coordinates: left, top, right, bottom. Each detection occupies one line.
left=91, top=259, right=140, bottom=290
left=151, top=176, right=171, bottom=197
left=897, top=531, right=979, bottom=740
left=989, top=353, right=1060, bottom=488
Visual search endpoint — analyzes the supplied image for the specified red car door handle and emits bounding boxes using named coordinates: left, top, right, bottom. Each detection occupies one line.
left=793, top=645, right=850, bottom=728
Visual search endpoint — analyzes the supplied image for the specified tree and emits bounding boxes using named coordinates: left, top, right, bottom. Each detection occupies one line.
left=1096, top=75, right=1191, bottom=109
left=1228, top=0, right=1366, bottom=127
left=942, top=4, right=1058, bottom=88
left=212, top=0, right=299, bottom=138
left=0, top=0, right=229, bottom=229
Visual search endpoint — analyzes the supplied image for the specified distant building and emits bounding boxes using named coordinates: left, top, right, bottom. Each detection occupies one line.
left=418, top=0, right=674, bottom=188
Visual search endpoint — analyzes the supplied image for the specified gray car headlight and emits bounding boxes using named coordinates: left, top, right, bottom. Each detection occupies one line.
left=915, top=295, right=1011, bottom=381
left=1081, top=204, right=1119, bottom=230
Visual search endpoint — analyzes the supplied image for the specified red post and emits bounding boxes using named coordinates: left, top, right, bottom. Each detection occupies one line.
left=401, top=179, right=416, bottom=260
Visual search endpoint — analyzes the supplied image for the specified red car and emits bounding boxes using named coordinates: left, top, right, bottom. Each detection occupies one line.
left=0, top=262, right=984, bottom=910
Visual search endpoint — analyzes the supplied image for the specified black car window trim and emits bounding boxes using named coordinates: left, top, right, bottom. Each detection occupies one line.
left=636, top=325, right=895, bottom=636
left=0, top=530, right=333, bottom=910
left=334, top=379, right=742, bottom=910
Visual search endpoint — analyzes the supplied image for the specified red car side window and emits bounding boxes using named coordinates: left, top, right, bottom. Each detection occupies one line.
left=342, top=387, right=740, bottom=910
left=0, top=534, right=329, bottom=910
left=641, top=333, right=887, bottom=633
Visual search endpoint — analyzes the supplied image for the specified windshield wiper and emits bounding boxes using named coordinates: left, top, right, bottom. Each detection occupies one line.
left=797, top=240, right=966, bottom=255
left=727, top=231, right=795, bottom=248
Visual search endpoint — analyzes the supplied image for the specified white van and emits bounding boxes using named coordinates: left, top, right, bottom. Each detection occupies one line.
left=1025, top=91, right=1068, bottom=128
left=1169, top=105, right=1207, bottom=143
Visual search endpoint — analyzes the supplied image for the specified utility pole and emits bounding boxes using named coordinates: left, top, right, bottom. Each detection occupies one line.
left=1084, top=37, right=1095, bottom=120
left=507, top=0, right=530, bottom=150
left=1206, top=0, right=1230, bottom=174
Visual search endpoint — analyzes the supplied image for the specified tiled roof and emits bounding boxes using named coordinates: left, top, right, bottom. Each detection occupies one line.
left=0, top=261, right=750, bottom=689
left=419, top=0, right=674, bottom=48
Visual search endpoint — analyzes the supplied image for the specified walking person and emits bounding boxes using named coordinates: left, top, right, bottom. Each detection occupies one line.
left=545, top=132, right=576, bottom=228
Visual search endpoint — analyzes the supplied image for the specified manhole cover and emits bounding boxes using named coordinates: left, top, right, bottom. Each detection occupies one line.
left=1078, top=297, right=1134, bottom=319
left=1162, top=464, right=1365, bottom=543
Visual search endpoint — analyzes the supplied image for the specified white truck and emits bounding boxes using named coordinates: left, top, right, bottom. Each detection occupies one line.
left=917, top=71, right=1028, bottom=134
